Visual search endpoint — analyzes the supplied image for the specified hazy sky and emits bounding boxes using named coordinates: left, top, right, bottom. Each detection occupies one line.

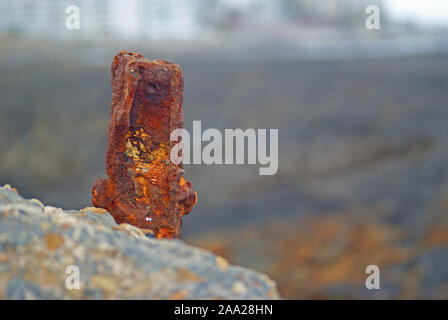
left=386, top=0, right=448, bottom=26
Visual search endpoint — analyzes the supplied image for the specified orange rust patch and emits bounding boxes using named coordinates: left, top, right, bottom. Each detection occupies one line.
left=423, top=225, right=448, bottom=248
left=0, top=253, right=8, bottom=263
left=176, top=267, right=204, bottom=283
left=80, top=207, right=109, bottom=215
left=168, top=290, right=188, bottom=300
left=44, top=233, right=65, bottom=250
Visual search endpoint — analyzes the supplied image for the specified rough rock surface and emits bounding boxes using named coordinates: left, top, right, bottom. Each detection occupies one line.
left=0, top=185, right=279, bottom=299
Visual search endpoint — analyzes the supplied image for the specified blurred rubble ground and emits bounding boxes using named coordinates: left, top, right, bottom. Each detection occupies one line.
left=1, top=35, right=447, bottom=298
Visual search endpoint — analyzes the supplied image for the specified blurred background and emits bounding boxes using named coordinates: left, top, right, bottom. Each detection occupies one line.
left=1, top=0, right=448, bottom=299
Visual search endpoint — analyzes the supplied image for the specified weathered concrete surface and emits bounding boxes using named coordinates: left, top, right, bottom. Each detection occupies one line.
left=0, top=185, right=279, bottom=300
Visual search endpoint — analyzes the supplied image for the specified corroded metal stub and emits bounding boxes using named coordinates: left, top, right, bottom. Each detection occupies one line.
left=92, top=50, right=196, bottom=239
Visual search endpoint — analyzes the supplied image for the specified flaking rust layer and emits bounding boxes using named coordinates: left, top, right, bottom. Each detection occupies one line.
left=92, top=50, right=196, bottom=239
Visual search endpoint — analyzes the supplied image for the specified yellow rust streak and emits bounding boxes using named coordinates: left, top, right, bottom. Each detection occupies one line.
left=124, top=129, right=172, bottom=203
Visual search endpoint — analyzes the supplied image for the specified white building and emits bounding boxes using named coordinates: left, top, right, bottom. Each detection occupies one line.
left=0, top=0, right=207, bottom=39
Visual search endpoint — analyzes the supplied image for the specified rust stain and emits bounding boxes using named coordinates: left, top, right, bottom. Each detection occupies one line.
left=80, top=207, right=109, bottom=215
left=176, top=267, right=204, bottom=283
left=92, top=50, right=196, bottom=239
left=168, top=290, right=188, bottom=300
left=423, top=225, right=448, bottom=248
left=44, top=233, right=64, bottom=250
left=0, top=253, right=8, bottom=263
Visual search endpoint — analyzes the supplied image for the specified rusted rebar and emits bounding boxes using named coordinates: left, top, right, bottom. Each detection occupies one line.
left=92, top=50, right=196, bottom=239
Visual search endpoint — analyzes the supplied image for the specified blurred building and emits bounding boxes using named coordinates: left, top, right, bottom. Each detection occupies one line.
left=0, top=0, right=112, bottom=37
left=282, top=0, right=385, bottom=26
left=0, top=0, right=204, bottom=38
left=0, top=0, right=387, bottom=39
